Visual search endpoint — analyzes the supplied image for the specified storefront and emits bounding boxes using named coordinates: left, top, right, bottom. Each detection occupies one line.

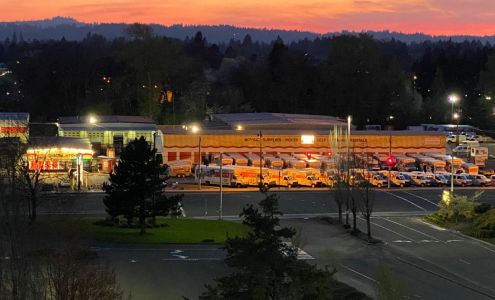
left=26, top=137, right=93, bottom=172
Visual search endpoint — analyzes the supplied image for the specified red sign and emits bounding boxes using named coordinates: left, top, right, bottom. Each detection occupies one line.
left=0, top=127, right=27, bottom=134
left=29, top=160, right=61, bottom=171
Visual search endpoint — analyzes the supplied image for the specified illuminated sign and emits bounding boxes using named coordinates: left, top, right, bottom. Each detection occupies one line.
left=301, top=135, right=315, bottom=145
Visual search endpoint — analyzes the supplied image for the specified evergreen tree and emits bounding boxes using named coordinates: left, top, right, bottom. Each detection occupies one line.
left=200, top=193, right=368, bottom=300
left=103, top=137, right=164, bottom=234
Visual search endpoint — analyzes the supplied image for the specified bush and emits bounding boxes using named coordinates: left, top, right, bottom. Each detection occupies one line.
left=472, top=209, right=495, bottom=238
left=474, top=203, right=492, bottom=215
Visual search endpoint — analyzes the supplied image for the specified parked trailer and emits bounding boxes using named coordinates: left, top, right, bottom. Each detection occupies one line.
left=212, top=153, right=233, bottom=165
left=277, top=154, right=306, bottom=169
left=167, top=159, right=192, bottom=177
left=244, top=153, right=264, bottom=167
left=228, top=153, right=248, bottom=166
left=395, top=155, right=417, bottom=172
left=461, top=163, right=479, bottom=175
left=264, top=154, right=284, bottom=169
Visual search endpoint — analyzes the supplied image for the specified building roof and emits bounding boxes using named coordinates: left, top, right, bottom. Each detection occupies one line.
left=58, top=115, right=153, bottom=124
left=29, top=136, right=92, bottom=150
left=159, top=128, right=445, bottom=137
left=57, top=115, right=157, bottom=131
left=211, top=113, right=347, bottom=130
left=0, top=112, right=29, bottom=122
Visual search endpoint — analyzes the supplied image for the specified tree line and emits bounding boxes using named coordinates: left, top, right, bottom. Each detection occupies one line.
left=1, top=23, right=494, bottom=129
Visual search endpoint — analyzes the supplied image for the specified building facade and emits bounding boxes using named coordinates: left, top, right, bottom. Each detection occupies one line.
left=57, top=115, right=162, bottom=156
left=160, top=129, right=446, bottom=164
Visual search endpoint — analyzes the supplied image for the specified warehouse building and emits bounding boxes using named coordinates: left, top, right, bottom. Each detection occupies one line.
left=159, top=113, right=446, bottom=164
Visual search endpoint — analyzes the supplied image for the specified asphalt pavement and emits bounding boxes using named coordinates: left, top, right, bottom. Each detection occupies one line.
left=39, top=188, right=495, bottom=219
left=38, top=188, right=495, bottom=299
left=283, top=217, right=495, bottom=300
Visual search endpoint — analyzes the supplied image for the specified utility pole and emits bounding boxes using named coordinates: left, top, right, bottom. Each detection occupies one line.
left=198, top=136, right=202, bottom=191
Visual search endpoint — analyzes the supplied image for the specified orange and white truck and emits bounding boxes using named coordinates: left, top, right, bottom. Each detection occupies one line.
left=167, top=159, right=192, bottom=177
left=284, top=168, right=323, bottom=187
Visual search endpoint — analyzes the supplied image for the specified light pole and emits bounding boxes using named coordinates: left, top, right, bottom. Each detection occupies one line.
left=345, top=116, right=351, bottom=228
left=219, top=152, right=223, bottom=220
left=258, top=130, right=263, bottom=191
left=451, top=112, right=460, bottom=194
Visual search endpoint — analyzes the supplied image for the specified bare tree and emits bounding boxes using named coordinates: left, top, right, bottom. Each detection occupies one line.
left=356, top=181, right=375, bottom=240
left=1, top=142, right=122, bottom=300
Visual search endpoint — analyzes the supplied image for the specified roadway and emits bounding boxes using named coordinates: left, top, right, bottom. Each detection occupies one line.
left=39, top=188, right=495, bottom=299
left=287, top=216, right=495, bottom=299
left=39, top=188, right=495, bottom=218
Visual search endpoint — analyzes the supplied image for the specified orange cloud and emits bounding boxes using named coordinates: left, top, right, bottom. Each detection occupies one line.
left=0, top=0, right=494, bottom=35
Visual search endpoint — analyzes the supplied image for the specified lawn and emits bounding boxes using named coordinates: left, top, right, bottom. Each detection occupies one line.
left=68, top=218, right=249, bottom=244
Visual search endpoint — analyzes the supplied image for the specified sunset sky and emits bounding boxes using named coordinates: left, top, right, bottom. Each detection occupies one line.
left=1, top=0, right=494, bottom=36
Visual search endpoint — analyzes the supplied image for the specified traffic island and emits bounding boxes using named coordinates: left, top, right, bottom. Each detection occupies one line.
left=58, top=217, right=249, bottom=244
left=424, top=195, right=495, bottom=245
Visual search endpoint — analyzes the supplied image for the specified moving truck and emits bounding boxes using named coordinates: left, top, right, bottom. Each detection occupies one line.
left=284, top=168, right=323, bottom=187
left=266, top=169, right=298, bottom=187
left=167, top=160, right=192, bottom=177
left=196, top=165, right=237, bottom=187
left=195, top=165, right=270, bottom=187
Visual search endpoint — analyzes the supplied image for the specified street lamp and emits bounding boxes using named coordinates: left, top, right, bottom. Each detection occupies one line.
left=88, top=115, right=98, bottom=124
left=448, top=94, right=459, bottom=123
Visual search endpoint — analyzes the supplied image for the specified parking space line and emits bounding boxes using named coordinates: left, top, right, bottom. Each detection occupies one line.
left=402, top=191, right=439, bottom=207
left=378, top=217, right=441, bottom=241
left=358, top=216, right=415, bottom=241
left=339, top=264, right=377, bottom=283
left=382, top=191, right=428, bottom=212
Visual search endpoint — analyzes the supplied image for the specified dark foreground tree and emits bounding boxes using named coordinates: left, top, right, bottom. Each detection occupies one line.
left=199, top=193, right=369, bottom=300
left=103, top=137, right=182, bottom=234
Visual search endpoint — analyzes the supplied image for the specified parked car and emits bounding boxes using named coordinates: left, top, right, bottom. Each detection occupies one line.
left=468, top=174, right=492, bottom=186
left=448, top=174, right=473, bottom=186
left=433, top=174, right=449, bottom=186
left=452, top=145, right=470, bottom=156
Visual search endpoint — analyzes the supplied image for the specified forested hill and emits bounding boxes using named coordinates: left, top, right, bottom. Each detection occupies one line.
left=1, top=17, right=495, bottom=44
